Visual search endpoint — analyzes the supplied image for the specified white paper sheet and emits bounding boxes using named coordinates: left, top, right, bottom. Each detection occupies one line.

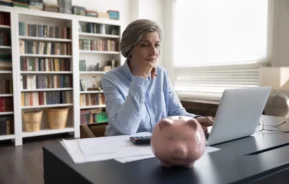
left=61, top=132, right=220, bottom=164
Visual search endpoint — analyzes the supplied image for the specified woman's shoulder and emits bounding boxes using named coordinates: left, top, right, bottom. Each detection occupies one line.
left=102, top=66, right=125, bottom=81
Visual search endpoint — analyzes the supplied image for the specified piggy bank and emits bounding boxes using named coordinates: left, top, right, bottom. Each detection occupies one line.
left=151, top=116, right=206, bottom=167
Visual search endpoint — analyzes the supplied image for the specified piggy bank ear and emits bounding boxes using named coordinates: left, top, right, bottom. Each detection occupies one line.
left=186, top=119, right=197, bottom=129
left=158, top=119, right=173, bottom=131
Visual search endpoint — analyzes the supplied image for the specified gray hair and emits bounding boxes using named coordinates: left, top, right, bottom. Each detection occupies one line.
left=120, top=19, right=163, bottom=58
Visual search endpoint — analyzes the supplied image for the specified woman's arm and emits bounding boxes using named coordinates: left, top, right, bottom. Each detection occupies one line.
left=101, top=75, right=149, bottom=135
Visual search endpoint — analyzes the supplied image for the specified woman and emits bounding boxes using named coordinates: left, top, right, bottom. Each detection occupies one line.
left=101, top=19, right=213, bottom=136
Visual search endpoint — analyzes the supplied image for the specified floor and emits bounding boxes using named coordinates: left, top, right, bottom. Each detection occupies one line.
left=0, top=134, right=73, bottom=184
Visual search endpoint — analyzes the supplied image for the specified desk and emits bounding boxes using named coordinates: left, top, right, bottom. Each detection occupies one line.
left=43, top=116, right=289, bottom=184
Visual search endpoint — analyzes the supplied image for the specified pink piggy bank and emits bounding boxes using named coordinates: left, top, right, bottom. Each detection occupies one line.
left=151, top=116, right=206, bottom=167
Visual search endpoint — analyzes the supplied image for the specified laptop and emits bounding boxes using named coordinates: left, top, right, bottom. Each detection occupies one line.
left=206, top=87, right=271, bottom=146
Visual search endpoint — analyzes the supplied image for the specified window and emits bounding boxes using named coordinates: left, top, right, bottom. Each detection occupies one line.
left=173, top=0, right=269, bottom=101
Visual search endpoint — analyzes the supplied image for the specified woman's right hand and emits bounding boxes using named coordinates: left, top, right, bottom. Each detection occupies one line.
left=135, top=60, right=157, bottom=79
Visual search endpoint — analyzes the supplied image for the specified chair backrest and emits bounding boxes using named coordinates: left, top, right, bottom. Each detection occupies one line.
left=80, top=123, right=108, bottom=138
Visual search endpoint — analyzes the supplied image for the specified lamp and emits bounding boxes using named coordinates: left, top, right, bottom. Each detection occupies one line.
left=259, top=67, right=289, bottom=117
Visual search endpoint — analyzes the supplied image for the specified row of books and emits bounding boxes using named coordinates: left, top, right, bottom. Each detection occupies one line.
left=84, top=23, right=104, bottom=34
left=21, top=91, right=72, bottom=106
left=80, top=93, right=105, bottom=107
left=0, top=79, right=13, bottom=94
left=22, top=75, right=72, bottom=89
left=79, top=39, right=117, bottom=52
left=0, top=97, right=13, bottom=112
left=0, top=116, right=13, bottom=135
left=19, top=40, right=72, bottom=55
left=19, top=22, right=71, bottom=39
left=0, top=31, right=11, bottom=46
left=0, top=11, right=10, bottom=26
left=20, top=58, right=71, bottom=71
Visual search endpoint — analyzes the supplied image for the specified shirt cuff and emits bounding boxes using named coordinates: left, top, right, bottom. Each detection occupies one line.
left=130, top=76, right=150, bottom=103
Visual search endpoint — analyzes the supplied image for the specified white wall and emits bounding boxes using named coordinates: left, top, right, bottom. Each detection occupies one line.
left=271, top=0, right=289, bottom=67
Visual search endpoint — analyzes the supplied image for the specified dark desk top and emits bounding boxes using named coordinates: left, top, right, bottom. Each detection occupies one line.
left=43, top=116, right=289, bottom=184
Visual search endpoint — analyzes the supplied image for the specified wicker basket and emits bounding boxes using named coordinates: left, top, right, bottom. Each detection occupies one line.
left=23, top=110, right=43, bottom=132
left=47, top=108, right=69, bottom=129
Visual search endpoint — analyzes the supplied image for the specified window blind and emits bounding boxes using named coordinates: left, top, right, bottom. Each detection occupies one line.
left=174, top=63, right=264, bottom=102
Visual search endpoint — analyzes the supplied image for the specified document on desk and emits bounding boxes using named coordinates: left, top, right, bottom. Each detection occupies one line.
left=61, top=132, right=220, bottom=164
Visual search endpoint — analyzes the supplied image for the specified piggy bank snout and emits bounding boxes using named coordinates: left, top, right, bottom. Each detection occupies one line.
left=171, top=145, right=187, bottom=159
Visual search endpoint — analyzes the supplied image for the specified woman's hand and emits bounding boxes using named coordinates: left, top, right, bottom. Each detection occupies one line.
left=151, top=67, right=157, bottom=79
left=134, top=60, right=157, bottom=79
left=195, top=116, right=214, bottom=134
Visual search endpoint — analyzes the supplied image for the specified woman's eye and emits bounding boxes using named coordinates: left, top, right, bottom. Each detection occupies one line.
left=155, top=44, right=160, bottom=47
left=141, top=44, right=148, bottom=47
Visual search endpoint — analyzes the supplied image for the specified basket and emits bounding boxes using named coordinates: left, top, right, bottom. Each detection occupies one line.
left=23, top=110, right=43, bottom=132
left=47, top=108, right=69, bottom=129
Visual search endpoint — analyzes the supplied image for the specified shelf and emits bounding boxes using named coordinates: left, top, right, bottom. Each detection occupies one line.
left=0, top=135, right=15, bottom=141
left=19, top=36, right=72, bottom=42
left=22, top=128, right=74, bottom=138
left=22, top=88, right=73, bottom=92
left=21, top=71, right=72, bottom=74
left=0, top=46, right=11, bottom=49
left=0, top=71, right=12, bottom=74
left=0, top=112, right=13, bottom=115
left=80, top=91, right=103, bottom=94
left=79, top=71, right=106, bottom=75
left=0, top=94, right=13, bottom=97
left=0, top=25, right=10, bottom=29
left=22, top=104, right=73, bottom=109
left=80, top=105, right=106, bottom=109
left=20, top=54, right=72, bottom=58
left=79, top=32, right=120, bottom=39
left=79, top=50, right=120, bottom=54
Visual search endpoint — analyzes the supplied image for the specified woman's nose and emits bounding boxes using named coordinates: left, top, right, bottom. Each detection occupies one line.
left=149, top=46, right=158, bottom=56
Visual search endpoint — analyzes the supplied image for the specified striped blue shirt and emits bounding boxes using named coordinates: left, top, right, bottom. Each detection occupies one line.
left=101, top=61, right=197, bottom=136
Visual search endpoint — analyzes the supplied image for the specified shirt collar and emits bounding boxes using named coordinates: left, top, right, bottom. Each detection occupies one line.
left=122, top=60, right=152, bottom=81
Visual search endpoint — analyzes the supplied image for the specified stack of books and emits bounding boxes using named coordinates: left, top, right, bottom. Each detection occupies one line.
left=0, top=0, right=12, bottom=7
left=58, top=0, right=72, bottom=14
left=29, top=0, right=44, bottom=10
left=44, top=4, right=59, bottom=12
left=13, top=0, right=29, bottom=8
left=86, top=10, right=98, bottom=17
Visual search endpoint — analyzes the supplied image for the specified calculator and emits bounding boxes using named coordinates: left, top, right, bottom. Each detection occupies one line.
left=129, top=136, right=151, bottom=145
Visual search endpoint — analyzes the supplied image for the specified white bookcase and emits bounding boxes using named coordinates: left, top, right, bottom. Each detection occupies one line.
left=0, top=6, right=122, bottom=146
left=0, top=7, right=17, bottom=143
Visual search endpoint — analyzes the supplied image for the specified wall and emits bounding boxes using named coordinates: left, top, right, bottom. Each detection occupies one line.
left=271, top=0, right=289, bottom=67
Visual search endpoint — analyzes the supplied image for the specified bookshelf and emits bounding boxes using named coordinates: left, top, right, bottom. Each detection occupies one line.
left=0, top=6, right=122, bottom=145
left=77, top=18, right=121, bottom=126
left=0, top=7, right=16, bottom=143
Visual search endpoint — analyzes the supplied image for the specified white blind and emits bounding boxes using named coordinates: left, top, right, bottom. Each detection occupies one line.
left=173, top=0, right=269, bottom=101
left=174, top=63, right=264, bottom=102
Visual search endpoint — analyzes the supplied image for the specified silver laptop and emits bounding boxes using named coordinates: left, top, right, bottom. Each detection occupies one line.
left=206, top=87, right=271, bottom=146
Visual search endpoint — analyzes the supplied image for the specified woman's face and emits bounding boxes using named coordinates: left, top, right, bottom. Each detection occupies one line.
left=130, top=31, right=160, bottom=66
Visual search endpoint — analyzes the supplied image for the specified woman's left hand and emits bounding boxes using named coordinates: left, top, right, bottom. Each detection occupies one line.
left=195, top=116, right=214, bottom=134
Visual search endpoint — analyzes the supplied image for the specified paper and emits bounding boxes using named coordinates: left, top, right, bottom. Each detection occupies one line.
left=77, top=134, right=153, bottom=162
left=61, top=132, right=220, bottom=164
